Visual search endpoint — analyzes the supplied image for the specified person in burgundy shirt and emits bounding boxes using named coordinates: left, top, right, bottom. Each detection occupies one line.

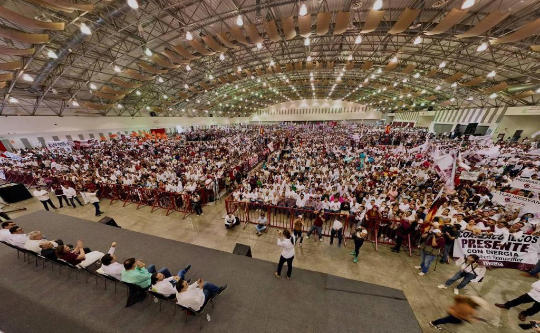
left=55, top=240, right=89, bottom=265
left=306, top=210, right=325, bottom=241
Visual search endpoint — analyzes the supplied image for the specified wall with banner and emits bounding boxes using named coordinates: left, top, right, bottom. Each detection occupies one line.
left=454, top=230, right=539, bottom=270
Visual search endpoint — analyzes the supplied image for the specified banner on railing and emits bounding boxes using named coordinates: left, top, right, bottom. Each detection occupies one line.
left=453, top=231, right=539, bottom=269
left=492, top=190, right=540, bottom=213
left=511, top=177, right=540, bottom=193
left=46, top=140, right=72, bottom=152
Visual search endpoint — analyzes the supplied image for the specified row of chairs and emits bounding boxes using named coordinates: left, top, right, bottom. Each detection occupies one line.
left=0, top=241, right=220, bottom=327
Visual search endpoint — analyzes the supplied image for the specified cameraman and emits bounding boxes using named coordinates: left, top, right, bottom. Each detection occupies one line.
left=415, top=228, right=445, bottom=276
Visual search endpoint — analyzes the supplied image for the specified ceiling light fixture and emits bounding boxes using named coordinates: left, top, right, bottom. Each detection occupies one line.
left=307, top=55, right=312, bottom=61
left=219, top=53, right=225, bottom=61
left=80, top=23, right=91, bottom=35
left=439, top=61, right=447, bottom=68
left=461, top=0, right=476, bottom=10
left=157, top=76, right=164, bottom=83
left=185, top=64, right=191, bottom=71
left=355, top=35, right=363, bottom=44
left=373, top=0, right=383, bottom=11
left=186, top=31, right=193, bottom=40
left=299, top=3, right=308, bottom=16
left=89, top=83, right=97, bottom=90
left=22, top=73, right=34, bottom=82
left=477, top=42, right=488, bottom=52
left=304, top=37, right=310, bottom=46
left=144, top=48, right=152, bottom=56
left=256, top=42, right=262, bottom=50
left=184, top=84, right=189, bottom=89
left=413, top=72, right=420, bottom=78
left=127, top=0, right=139, bottom=9
left=390, top=56, right=398, bottom=63
left=413, top=36, right=422, bottom=45
left=136, top=90, right=141, bottom=95
left=47, top=50, right=58, bottom=59
left=8, top=97, right=18, bottom=104
left=71, top=100, right=79, bottom=107
left=114, top=65, right=121, bottom=72
left=117, top=103, right=123, bottom=108
left=487, top=70, right=496, bottom=78
left=236, top=15, right=243, bottom=27
left=489, top=92, right=497, bottom=99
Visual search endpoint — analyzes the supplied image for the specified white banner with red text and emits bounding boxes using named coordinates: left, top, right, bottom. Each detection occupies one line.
left=492, top=191, right=540, bottom=214
left=511, top=178, right=540, bottom=193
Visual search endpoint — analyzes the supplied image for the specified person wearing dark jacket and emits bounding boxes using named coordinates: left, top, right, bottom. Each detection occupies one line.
left=350, top=226, right=368, bottom=263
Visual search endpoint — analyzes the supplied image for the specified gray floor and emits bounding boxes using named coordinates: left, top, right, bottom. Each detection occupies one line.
left=0, top=211, right=420, bottom=333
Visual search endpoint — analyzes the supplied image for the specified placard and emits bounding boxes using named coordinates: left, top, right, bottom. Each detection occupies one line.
left=454, top=230, right=538, bottom=269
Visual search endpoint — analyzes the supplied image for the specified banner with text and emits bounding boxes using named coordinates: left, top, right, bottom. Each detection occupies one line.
left=492, top=191, right=540, bottom=214
left=511, top=178, right=540, bottom=193
left=454, top=231, right=539, bottom=269
left=46, top=140, right=72, bottom=152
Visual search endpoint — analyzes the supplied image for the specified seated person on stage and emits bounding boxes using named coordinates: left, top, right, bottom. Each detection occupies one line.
left=151, top=264, right=192, bottom=298
left=176, top=277, right=227, bottom=311
left=24, top=230, right=58, bottom=254
left=0, top=221, right=16, bottom=242
left=121, top=257, right=170, bottom=289
left=224, top=213, right=240, bottom=229
left=255, top=212, right=268, bottom=236
left=99, top=241, right=124, bottom=280
left=7, top=226, right=28, bottom=248
left=55, top=240, right=90, bottom=265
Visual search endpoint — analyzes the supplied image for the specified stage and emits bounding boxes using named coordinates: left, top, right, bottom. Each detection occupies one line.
left=0, top=211, right=421, bottom=333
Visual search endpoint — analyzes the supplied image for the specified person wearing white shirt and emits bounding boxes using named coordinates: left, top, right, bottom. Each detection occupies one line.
left=100, top=242, right=125, bottom=280
left=224, top=213, right=239, bottom=229
left=81, top=189, right=104, bottom=216
left=496, top=280, right=540, bottom=321
left=64, top=186, right=83, bottom=208
left=6, top=225, right=27, bottom=248
left=0, top=221, right=15, bottom=242
left=24, top=230, right=57, bottom=254
left=176, top=278, right=227, bottom=311
left=151, top=264, right=191, bottom=298
left=274, top=229, right=295, bottom=279
left=33, top=187, right=57, bottom=211
left=330, top=219, right=344, bottom=247
left=437, top=255, right=486, bottom=295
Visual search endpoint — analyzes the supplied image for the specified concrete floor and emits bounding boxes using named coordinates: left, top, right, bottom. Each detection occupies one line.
left=3, top=192, right=535, bottom=333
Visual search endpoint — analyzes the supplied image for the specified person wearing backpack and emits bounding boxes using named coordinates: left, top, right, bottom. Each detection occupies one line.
left=438, top=254, right=486, bottom=295
left=274, top=229, right=295, bottom=280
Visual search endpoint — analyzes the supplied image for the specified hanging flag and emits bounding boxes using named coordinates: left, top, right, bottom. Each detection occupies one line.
left=385, top=124, right=391, bottom=134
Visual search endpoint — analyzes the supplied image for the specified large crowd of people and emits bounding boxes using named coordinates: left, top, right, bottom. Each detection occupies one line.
left=0, top=127, right=271, bottom=213
left=226, top=123, right=539, bottom=329
left=1, top=123, right=539, bottom=331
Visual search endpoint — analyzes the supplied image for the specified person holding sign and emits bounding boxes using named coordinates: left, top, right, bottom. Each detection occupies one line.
left=437, top=255, right=486, bottom=295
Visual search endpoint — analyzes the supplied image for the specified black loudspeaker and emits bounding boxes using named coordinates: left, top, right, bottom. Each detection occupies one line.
left=98, top=216, right=121, bottom=228
left=428, top=106, right=434, bottom=111
left=150, top=111, right=157, bottom=117
left=233, top=243, right=252, bottom=257
left=464, top=123, right=478, bottom=135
